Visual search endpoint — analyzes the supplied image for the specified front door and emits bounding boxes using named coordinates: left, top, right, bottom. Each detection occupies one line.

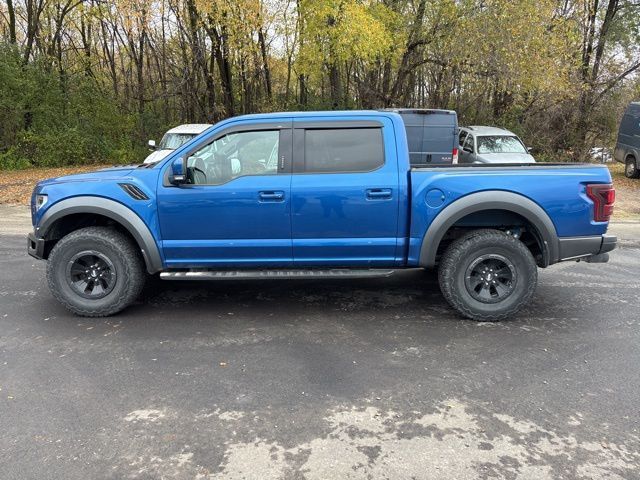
left=290, top=118, right=400, bottom=266
left=460, top=133, right=475, bottom=163
left=157, top=122, right=293, bottom=268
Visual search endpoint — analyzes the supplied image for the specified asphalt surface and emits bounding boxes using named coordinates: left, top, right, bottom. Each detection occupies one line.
left=1, top=233, right=639, bottom=479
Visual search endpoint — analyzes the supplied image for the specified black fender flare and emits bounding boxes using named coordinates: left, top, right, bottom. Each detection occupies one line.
left=37, top=196, right=163, bottom=274
left=418, top=191, right=559, bottom=268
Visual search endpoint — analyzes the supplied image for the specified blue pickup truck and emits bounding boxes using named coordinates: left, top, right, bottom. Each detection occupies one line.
left=28, top=110, right=617, bottom=321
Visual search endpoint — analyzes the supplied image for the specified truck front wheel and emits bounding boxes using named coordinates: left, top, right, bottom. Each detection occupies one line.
left=46, top=227, right=146, bottom=317
left=438, top=229, right=537, bottom=321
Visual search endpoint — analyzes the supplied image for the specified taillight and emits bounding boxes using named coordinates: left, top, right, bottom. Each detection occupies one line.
left=586, top=184, right=615, bottom=222
left=452, top=147, right=458, bottom=164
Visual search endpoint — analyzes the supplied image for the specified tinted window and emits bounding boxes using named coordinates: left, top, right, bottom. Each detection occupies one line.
left=304, top=128, right=384, bottom=173
left=619, top=114, right=639, bottom=136
left=405, top=124, right=425, bottom=165
left=459, top=130, right=468, bottom=145
left=422, top=126, right=454, bottom=154
left=186, top=130, right=280, bottom=185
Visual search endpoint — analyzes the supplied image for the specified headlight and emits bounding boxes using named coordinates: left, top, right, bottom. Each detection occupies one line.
left=35, top=194, right=48, bottom=211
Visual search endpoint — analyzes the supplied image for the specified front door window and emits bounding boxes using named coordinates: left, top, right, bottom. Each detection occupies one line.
left=186, top=130, right=280, bottom=185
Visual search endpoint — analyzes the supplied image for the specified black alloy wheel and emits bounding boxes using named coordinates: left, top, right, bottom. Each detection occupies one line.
left=464, top=254, right=516, bottom=304
left=66, top=250, right=117, bottom=299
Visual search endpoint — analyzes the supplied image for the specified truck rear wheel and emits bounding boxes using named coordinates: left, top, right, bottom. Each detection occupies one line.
left=438, top=229, right=537, bottom=321
left=46, top=227, right=145, bottom=317
left=625, top=157, right=639, bottom=179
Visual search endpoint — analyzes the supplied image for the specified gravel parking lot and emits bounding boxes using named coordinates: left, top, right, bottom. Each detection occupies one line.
left=1, top=229, right=639, bottom=479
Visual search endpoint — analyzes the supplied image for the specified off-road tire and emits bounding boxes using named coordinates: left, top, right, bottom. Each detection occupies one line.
left=46, top=226, right=145, bottom=317
left=625, top=157, right=640, bottom=179
left=438, top=229, right=537, bottom=321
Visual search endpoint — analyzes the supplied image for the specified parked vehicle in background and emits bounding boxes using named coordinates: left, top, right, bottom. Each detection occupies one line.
left=458, top=126, right=535, bottom=164
left=589, top=147, right=613, bottom=163
left=614, top=102, right=640, bottom=178
left=386, top=108, right=459, bottom=165
left=144, top=124, right=211, bottom=164
left=28, top=111, right=616, bottom=321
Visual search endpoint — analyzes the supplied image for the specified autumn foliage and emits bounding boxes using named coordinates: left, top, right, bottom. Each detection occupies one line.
left=0, top=0, right=639, bottom=168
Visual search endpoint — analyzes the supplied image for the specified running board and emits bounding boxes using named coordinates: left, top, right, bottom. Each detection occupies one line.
left=160, top=269, right=396, bottom=281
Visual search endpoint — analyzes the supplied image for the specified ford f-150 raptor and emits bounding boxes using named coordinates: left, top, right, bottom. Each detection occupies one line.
left=28, top=110, right=617, bottom=320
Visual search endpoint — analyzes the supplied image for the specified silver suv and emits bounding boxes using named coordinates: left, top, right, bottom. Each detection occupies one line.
left=458, top=126, right=535, bottom=164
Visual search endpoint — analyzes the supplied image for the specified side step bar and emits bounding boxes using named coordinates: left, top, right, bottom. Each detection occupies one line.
left=160, top=269, right=396, bottom=281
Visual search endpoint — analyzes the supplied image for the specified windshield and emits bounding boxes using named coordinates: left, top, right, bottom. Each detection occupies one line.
left=476, top=135, right=526, bottom=154
left=159, top=133, right=197, bottom=150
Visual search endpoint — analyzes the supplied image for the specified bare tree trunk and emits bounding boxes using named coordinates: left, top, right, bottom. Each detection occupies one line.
left=160, top=0, right=170, bottom=124
left=575, top=0, right=619, bottom=161
left=205, top=21, right=234, bottom=117
left=298, top=74, right=307, bottom=107
left=390, top=0, right=427, bottom=105
left=80, top=5, right=93, bottom=77
left=99, top=14, right=118, bottom=98
left=23, top=0, right=46, bottom=64
left=328, top=62, right=342, bottom=109
left=257, top=27, right=272, bottom=102
left=6, top=0, right=17, bottom=43
left=136, top=30, right=145, bottom=116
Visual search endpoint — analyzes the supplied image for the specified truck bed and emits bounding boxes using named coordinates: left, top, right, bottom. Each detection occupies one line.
left=406, top=163, right=613, bottom=266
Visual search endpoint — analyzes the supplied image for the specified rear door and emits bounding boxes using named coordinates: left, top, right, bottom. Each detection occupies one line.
left=398, top=110, right=457, bottom=165
left=290, top=117, right=401, bottom=266
left=421, top=112, right=457, bottom=164
left=460, top=133, right=475, bottom=163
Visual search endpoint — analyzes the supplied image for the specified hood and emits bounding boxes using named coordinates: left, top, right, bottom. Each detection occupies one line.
left=143, top=149, right=173, bottom=164
left=475, top=153, right=536, bottom=164
left=36, top=165, right=137, bottom=187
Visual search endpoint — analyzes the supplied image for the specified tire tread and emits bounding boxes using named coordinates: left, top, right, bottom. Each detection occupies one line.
left=46, top=226, right=145, bottom=317
left=438, top=229, right=537, bottom=321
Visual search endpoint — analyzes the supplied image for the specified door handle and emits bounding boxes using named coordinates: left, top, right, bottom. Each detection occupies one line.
left=259, top=190, right=285, bottom=202
left=366, top=188, right=392, bottom=200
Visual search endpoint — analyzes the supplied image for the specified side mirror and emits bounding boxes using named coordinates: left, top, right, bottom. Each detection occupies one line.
left=527, top=147, right=534, bottom=153
left=169, top=157, right=186, bottom=185
left=148, top=139, right=156, bottom=151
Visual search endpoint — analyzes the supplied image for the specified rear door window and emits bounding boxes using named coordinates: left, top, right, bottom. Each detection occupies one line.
left=421, top=126, right=454, bottom=162
left=619, top=114, right=638, bottom=136
left=302, top=128, right=384, bottom=173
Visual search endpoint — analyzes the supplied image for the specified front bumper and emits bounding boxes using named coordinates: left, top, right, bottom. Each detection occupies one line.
left=27, top=232, right=46, bottom=260
left=558, top=233, right=617, bottom=262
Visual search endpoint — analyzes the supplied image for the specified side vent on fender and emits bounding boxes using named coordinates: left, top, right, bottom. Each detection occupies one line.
left=119, top=183, right=149, bottom=201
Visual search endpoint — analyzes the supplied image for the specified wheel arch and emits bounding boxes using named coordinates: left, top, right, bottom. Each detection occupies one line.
left=37, top=196, right=163, bottom=274
left=418, top=191, right=559, bottom=268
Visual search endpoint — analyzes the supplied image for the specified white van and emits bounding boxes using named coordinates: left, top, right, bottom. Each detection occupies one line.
left=143, top=124, right=211, bottom=164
